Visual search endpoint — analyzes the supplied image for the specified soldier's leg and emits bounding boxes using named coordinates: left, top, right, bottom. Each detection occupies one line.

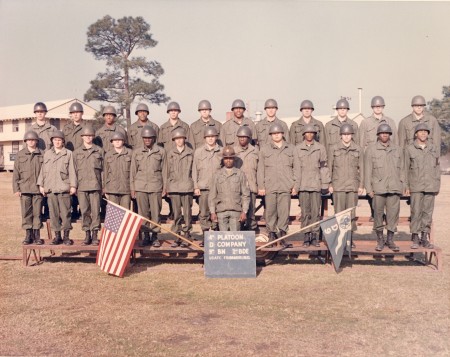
left=170, top=193, right=182, bottom=233
left=59, top=193, right=73, bottom=231
left=299, top=192, right=312, bottom=230
left=348, top=192, right=358, bottom=232
left=149, top=192, right=162, bottom=234
left=264, top=192, right=278, bottom=234
left=409, top=192, right=422, bottom=235
left=246, top=192, right=258, bottom=231
left=20, top=194, right=33, bottom=230
left=47, top=193, right=61, bottom=232
left=229, top=211, right=241, bottom=231
left=107, top=193, right=121, bottom=206
left=90, top=191, right=101, bottom=232
left=136, top=192, right=151, bottom=233
left=372, top=194, right=387, bottom=233
left=277, top=192, right=291, bottom=233
left=217, top=212, right=229, bottom=231
left=367, top=195, right=375, bottom=221
left=120, top=195, right=131, bottom=210
left=71, top=194, right=80, bottom=220
left=333, top=192, right=345, bottom=214
left=181, top=193, right=193, bottom=235
left=78, top=191, right=91, bottom=232
left=421, top=193, right=436, bottom=248
left=385, top=194, right=400, bottom=233
left=199, top=190, right=212, bottom=231
left=310, top=191, right=321, bottom=235
left=32, top=194, right=43, bottom=230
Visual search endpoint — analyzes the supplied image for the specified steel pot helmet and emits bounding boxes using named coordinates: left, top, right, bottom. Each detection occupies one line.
left=102, top=105, right=117, bottom=116
left=231, top=99, right=246, bottom=110
left=236, top=126, right=252, bottom=138
left=222, top=146, right=236, bottom=158
left=80, top=126, right=96, bottom=136
left=336, top=99, right=350, bottom=110
left=371, top=96, right=385, bottom=107
left=339, top=123, right=354, bottom=135
left=300, top=100, right=314, bottom=111
left=69, top=102, right=84, bottom=113
left=110, top=132, right=126, bottom=142
left=264, top=99, right=278, bottom=109
left=50, top=130, right=65, bottom=141
left=411, top=95, right=426, bottom=106
left=172, top=127, right=187, bottom=140
left=135, top=103, right=149, bottom=115
left=33, top=102, right=48, bottom=113
left=377, top=123, right=393, bottom=135
left=166, top=101, right=181, bottom=113
left=269, top=123, right=285, bottom=134
left=414, top=123, right=430, bottom=134
left=141, top=125, right=157, bottom=138
left=303, top=124, right=318, bottom=134
left=23, top=130, right=39, bottom=142
left=198, top=100, right=212, bottom=111
left=204, top=126, right=218, bottom=137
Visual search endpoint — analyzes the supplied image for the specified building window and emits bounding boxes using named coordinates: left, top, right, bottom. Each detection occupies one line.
left=50, top=118, right=60, bottom=130
left=12, top=141, right=20, bottom=153
left=25, top=118, right=32, bottom=129
left=12, top=120, right=19, bottom=132
left=0, top=121, right=3, bottom=133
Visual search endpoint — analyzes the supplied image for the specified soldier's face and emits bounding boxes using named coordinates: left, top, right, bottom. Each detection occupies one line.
left=104, top=114, right=115, bottom=125
left=71, top=111, right=83, bottom=123
left=265, top=107, right=277, bottom=118
left=304, top=132, right=315, bottom=142
left=199, top=109, right=211, bottom=119
left=26, top=139, right=38, bottom=149
left=416, top=130, right=429, bottom=143
left=412, top=105, right=425, bottom=116
left=112, top=139, right=124, bottom=149
left=82, top=135, right=94, bottom=145
left=143, top=137, right=155, bottom=148
left=238, top=136, right=250, bottom=147
left=35, top=111, right=46, bottom=121
left=301, top=108, right=313, bottom=118
left=271, top=132, right=283, bottom=143
left=337, top=108, right=348, bottom=118
left=205, top=135, right=217, bottom=146
left=168, top=110, right=179, bottom=120
left=233, top=108, right=245, bottom=119
left=341, top=133, right=353, bottom=144
left=223, top=157, right=234, bottom=168
left=372, top=106, right=384, bottom=115
left=378, top=133, right=390, bottom=143
left=137, top=111, right=148, bottom=122
left=174, top=137, right=185, bottom=147
left=52, top=138, right=64, bottom=149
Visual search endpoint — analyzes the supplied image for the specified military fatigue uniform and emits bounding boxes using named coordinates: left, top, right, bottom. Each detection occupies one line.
left=255, top=117, right=290, bottom=146
left=73, top=144, right=104, bottom=232
left=164, top=145, right=194, bottom=234
left=63, top=121, right=86, bottom=152
left=130, top=145, right=166, bottom=233
left=31, top=122, right=57, bottom=151
left=324, top=117, right=359, bottom=152
left=129, top=120, right=160, bottom=149
left=364, top=141, right=404, bottom=233
left=158, top=119, right=190, bottom=148
left=13, top=148, right=43, bottom=230
left=189, top=117, right=223, bottom=149
left=289, top=117, right=326, bottom=147
left=234, top=144, right=259, bottom=230
left=358, top=114, right=398, bottom=150
left=94, top=124, right=128, bottom=153
left=193, top=144, right=222, bottom=231
left=103, top=147, right=133, bottom=209
left=220, top=117, right=257, bottom=146
left=257, top=141, right=295, bottom=234
left=404, top=141, right=440, bottom=235
left=328, top=141, right=363, bottom=231
left=37, top=148, right=77, bottom=232
left=294, top=141, right=330, bottom=235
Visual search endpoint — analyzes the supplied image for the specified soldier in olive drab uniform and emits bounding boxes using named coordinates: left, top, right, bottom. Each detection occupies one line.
left=30, top=102, right=57, bottom=151
left=158, top=101, right=190, bottom=149
left=210, top=146, right=250, bottom=231
left=37, top=130, right=77, bottom=245
left=293, top=124, right=331, bottom=247
left=13, top=131, right=44, bottom=245
left=131, top=126, right=167, bottom=247
left=73, top=126, right=104, bottom=245
left=163, top=128, right=194, bottom=247
left=328, top=124, right=364, bottom=246
left=399, top=95, right=441, bottom=156
left=128, top=103, right=160, bottom=149
left=255, top=99, right=289, bottom=146
left=220, top=99, right=257, bottom=146
left=103, top=132, right=132, bottom=209
left=189, top=100, right=223, bottom=150
left=258, top=123, right=295, bottom=247
left=404, top=123, right=440, bottom=249
left=364, top=124, right=405, bottom=252
left=94, top=105, right=128, bottom=153
left=289, top=100, right=326, bottom=147
left=234, top=126, right=259, bottom=231
left=324, top=99, right=359, bottom=152
left=193, top=127, right=223, bottom=244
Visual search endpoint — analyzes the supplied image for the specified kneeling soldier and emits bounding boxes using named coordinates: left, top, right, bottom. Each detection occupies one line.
left=73, top=126, right=104, bottom=245
left=364, top=124, right=404, bottom=252
left=209, top=146, right=250, bottom=231
left=37, top=130, right=77, bottom=245
left=13, top=131, right=44, bottom=245
left=404, top=123, right=440, bottom=249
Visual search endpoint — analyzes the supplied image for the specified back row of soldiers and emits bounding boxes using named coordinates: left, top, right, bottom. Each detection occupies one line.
left=14, top=95, right=441, bottom=250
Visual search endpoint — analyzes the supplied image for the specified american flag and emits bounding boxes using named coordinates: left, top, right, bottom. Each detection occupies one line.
left=97, top=202, right=143, bottom=277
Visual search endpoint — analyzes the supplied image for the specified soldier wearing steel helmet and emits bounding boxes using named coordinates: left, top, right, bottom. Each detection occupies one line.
left=404, top=123, right=440, bottom=249
left=94, top=105, right=128, bottom=153
left=324, top=99, right=359, bottom=152
left=37, top=130, right=77, bottom=245
left=220, top=99, right=257, bottom=146
left=158, top=101, right=190, bottom=149
left=163, top=128, right=194, bottom=247
left=328, top=124, right=364, bottom=246
left=398, top=95, right=441, bottom=156
left=103, top=131, right=133, bottom=210
left=13, top=131, right=44, bottom=245
left=73, top=126, right=104, bottom=245
left=209, top=146, right=250, bottom=232
left=129, top=103, right=160, bottom=149
left=30, top=102, right=58, bottom=151
left=131, top=126, right=167, bottom=247
left=189, top=100, right=223, bottom=150
left=63, top=102, right=86, bottom=152
left=364, top=124, right=405, bottom=252
left=293, top=124, right=330, bottom=247
left=255, top=99, right=289, bottom=147
left=289, top=100, right=326, bottom=146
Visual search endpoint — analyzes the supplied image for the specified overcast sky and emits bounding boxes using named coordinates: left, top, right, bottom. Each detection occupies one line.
left=1, top=0, right=449, bottom=125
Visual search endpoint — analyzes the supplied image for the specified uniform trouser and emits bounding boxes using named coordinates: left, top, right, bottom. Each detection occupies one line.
left=373, top=193, right=400, bottom=232
left=107, top=193, right=131, bottom=210
left=245, top=192, right=258, bottom=230
left=71, top=194, right=79, bottom=217
left=333, top=191, right=358, bottom=231
left=199, top=190, right=218, bottom=231
left=20, top=193, right=43, bottom=229
left=410, top=192, right=436, bottom=234
left=299, top=191, right=321, bottom=234
left=218, top=211, right=241, bottom=231
left=367, top=195, right=375, bottom=218
left=47, top=192, right=72, bottom=232
left=136, top=192, right=162, bottom=233
left=169, top=193, right=193, bottom=233
left=78, top=190, right=101, bottom=231
left=265, top=191, right=291, bottom=233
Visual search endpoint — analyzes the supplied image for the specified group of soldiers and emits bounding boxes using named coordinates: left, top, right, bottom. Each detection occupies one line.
left=13, top=95, right=441, bottom=251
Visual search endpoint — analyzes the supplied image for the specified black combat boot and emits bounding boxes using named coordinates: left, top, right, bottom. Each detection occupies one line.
left=200, top=229, right=209, bottom=247
left=310, top=233, right=320, bottom=247
left=151, top=233, right=161, bottom=247
left=51, top=231, right=63, bottom=245
left=139, top=232, right=151, bottom=247
left=180, top=232, right=191, bottom=248
left=278, top=230, right=293, bottom=248
left=63, top=230, right=73, bottom=245
left=82, top=230, right=92, bottom=245
left=375, top=231, right=384, bottom=251
left=33, top=229, right=44, bottom=245
left=420, top=232, right=434, bottom=249
left=302, top=232, right=311, bottom=247
left=22, top=229, right=33, bottom=245
left=386, top=230, right=399, bottom=252
left=410, top=233, right=420, bottom=249
left=91, top=230, right=99, bottom=246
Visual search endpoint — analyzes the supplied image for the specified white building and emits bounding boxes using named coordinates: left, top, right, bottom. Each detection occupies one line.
left=0, top=99, right=97, bottom=171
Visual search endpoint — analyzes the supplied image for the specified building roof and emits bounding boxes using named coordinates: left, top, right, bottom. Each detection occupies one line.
left=0, top=99, right=98, bottom=121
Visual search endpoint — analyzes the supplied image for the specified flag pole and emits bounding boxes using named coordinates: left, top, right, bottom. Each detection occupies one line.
left=104, top=199, right=204, bottom=251
left=256, top=206, right=356, bottom=251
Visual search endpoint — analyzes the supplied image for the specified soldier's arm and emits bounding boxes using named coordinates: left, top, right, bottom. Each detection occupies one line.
left=358, top=121, right=366, bottom=148
left=433, top=117, right=442, bottom=156
left=318, top=121, right=326, bottom=147
left=352, top=122, right=359, bottom=145
left=161, top=149, right=167, bottom=196
left=390, top=120, right=399, bottom=146
left=257, top=149, right=265, bottom=195
left=319, top=146, right=331, bottom=190
left=398, top=146, right=406, bottom=193
left=208, top=174, right=218, bottom=215
left=188, top=124, right=195, bottom=149
left=293, top=147, right=301, bottom=193
left=358, top=147, right=364, bottom=193
left=219, top=124, right=226, bottom=147
left=403, top=147, right=410, bottom=195
left=102, top=153, right=109, bottom=191
left=240, top=173, right=250, bottom=214
left=68, top=152, right=77, bottom=193
left=289, top=125, right=296, bottom=146
left=364, top=147, right=373, bottom=195
left=282, top=122, right=290, bottom=143
left=398, top=119, right=406, bottom=149
left=130, top=151, right=137, bottom=193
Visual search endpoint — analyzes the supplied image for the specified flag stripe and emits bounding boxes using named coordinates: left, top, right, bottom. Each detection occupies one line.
left=106, top=214, right=136, bottom=274
left=116, top=219, right=141, bottom=276
left=104, top=214, right=133, bottom=273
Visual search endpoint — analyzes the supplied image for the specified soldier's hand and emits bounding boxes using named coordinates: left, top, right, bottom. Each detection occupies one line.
left=162, top=190, right=167, bottom=197
left=131, top=190, right=136, bottom=199
left=368, top=191, right=374, bottom=198
left=321, top=188, right=329, bottom=195
left=194, top=189, right=201, bottom=196
left=39, top=187, right=46, bottom=196
left=329, top=186, right=334, bottom=194
left=239, top=212, right=247, bottom=222
left=211, top=213, right=218, bottom=222
left=258, top=189, right=265, bottom=196
left=404, top=189, right=410, bottom=197
left=14, top=191, right=21, bottom=197
left=358, top=188, right=364, bottom=195
left=291, top=188, right=297, bottom=196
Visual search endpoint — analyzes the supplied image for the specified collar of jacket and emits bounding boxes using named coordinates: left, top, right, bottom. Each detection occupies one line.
left=140, top=145, right=161, bottom=155
left=51, top=147, right=69, bottom=157
left=171, top=145, right=192, bottom=155
left=413, top=140, right=430, bottom=150
left=32, top=121, right=52, bottom=130
left=375, top=140, right=393, bottom=151
left=232, top=116, right=248, bottom=125
left=112, top=147, right=129, bottom=156
left=270, top=141, right=289, bottom=150
left=295, top=116, right=317, bottom=126
left=103, top=123, right=119, bottom=131
left=136, top=119, right=149, bottom=128
left=299, top=140, right=319, bottom=151
left=218, top=167, right=239, bottom=177
left=203, top=143, right=221, bottom=152
left=235, top=143, right=255, bottom=153
left=67, top=121, right=84, bottom=130
left=337, top=141, right=357, bottom=151
left=261, top=117, right=279, bottom=125
left=25, top=148, right=42, bottom=156
left=197, top=116, right=216, bottom=125
left=367, top=114, right=388, bottom=123
left=81, top=144, right=100, bottom=152
left=331, top=117, right=349, bottom=126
